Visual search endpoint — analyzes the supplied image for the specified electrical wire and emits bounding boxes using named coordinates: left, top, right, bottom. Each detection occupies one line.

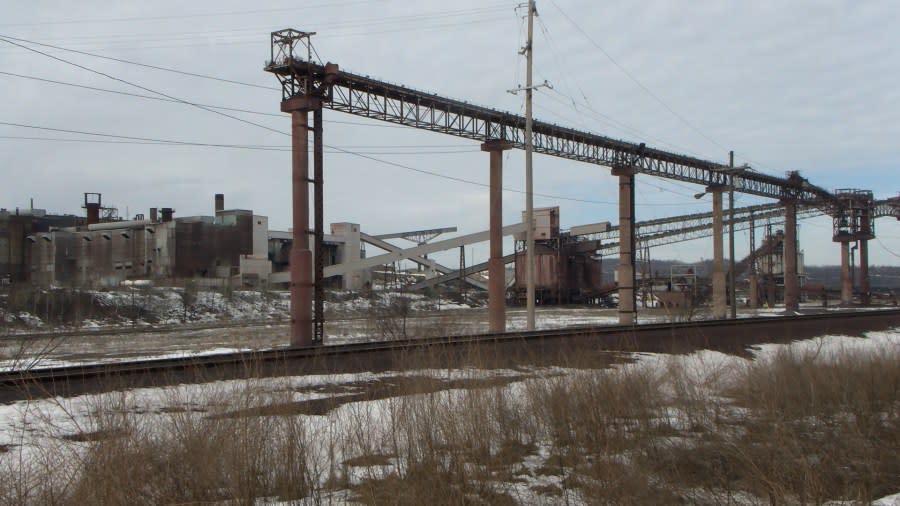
left=0, top=71, right=283, bottom=117
left=0, top=121, right=619, bottom=205
left=0, top=7, right=513, bottom=52
left=0, top=69, right=420, bottom=131
left=0, top=34, right=275, bottom=90
left=876, top=237, right=900, bottom=259
left=1, top=31, right=757, bottom=212
left=547, top=0, right=728, bottom=153
left=0, top=1, right=370, bottom=27
left=0, top=135, right=484, bottom=155
left=0, top=35, right=290, bottom=138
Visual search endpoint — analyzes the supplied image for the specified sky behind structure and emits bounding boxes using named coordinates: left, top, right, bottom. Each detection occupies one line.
left=1, top=0, right=898, bottom=269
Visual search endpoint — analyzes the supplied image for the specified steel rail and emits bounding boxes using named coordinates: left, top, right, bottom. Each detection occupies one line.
left=266, top=59, right=835, bottom=204
left=3, top=309, right=898, bottom=400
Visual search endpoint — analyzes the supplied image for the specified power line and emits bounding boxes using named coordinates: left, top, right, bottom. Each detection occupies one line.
left=0, top=69, right=416, bottom=130
left=2, top=32, right=694, bottom=209
left=0, top=6, right=512, bottom=53
left=537, top=87, right=707, bottom=158
left=0, top=122, right=283, bottom=150
left=0, top=1, right=370, bottom=27
left=0, top=121, right=619, bottom=205
left=0, top=34, right=274, bottom=90
left=0, top=35, right=290, bottom=138
left=876, top=237, right=900, bottom=260
left=0, top=71, right=283, bottom=117
left=547, top=0, right=729, bottom=154
left=0, top=135, right=483, bottom=155
left=0, top=125, right=475, bottom=151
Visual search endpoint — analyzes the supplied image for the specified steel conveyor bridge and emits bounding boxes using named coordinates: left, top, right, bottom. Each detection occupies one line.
left=267, top=57, right=835, bottom=204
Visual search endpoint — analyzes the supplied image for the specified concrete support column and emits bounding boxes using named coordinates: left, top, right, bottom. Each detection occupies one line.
left=611, top=165, right=637, bottom=325
left=482, top=140, right=511, bottom=332
left=708, top=186, right=726, bottom=319
left=282, top=96, right=321, bottom=346
left=859, top=239, right=870, bottom=305
left=840, top=241, right=852, bottom=305
left=783, top=200, right=799, bottom=313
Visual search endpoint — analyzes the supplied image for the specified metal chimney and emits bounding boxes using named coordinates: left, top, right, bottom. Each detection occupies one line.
left=150, top=207, right=158, bottom=222
left=83, top=193, right=102, bottom=225
left=215, top=193, right=224, bottom=213
left=160, top=208, right=174, bottom=223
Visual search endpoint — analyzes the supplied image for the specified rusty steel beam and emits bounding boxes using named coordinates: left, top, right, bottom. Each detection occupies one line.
left=282, top=97, right=316, bottom=346
left=266, top=30, right=337, bottom=346
left=265, top=55, right=835, bottom=204
left=783, top=200, right=799, bottom=312
left=313, top=107, right=325, bottom=343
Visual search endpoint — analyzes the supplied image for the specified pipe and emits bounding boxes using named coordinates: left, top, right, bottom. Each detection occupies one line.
left=87, top=220, right=151, bottom=231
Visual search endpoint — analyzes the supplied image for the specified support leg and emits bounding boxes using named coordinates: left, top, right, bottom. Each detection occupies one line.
left=859, top=239, right=870, bottom=305
left=840, top=241, right=852, bottom=306
left=282, top=97, right=320, bottom=346
left=783, top=200, right=799, bottom=313
left=313, top=108, right=325, bottom=343
left=482, top=140, right=511, bottom=332
left=612, top=165, right=636, bottom=325
left=709, top=187, right=726, bottom=319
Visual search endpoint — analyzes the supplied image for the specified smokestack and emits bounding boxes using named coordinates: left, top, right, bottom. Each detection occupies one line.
left=149, top=207, right=158, bottom=222
left=83, top=193, right=102, bottom=226
left=215, top=193, right=224, bottom=213
left=160, top=208, right=174, bottom=223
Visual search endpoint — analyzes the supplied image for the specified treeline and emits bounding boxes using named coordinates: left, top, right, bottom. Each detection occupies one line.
left=600, top=258, right=900, bottom=290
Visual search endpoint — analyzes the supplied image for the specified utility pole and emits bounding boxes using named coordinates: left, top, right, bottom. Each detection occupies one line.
left=524, top=0, right=536, bottom=330
left=729, top=151, right=736, bottom=319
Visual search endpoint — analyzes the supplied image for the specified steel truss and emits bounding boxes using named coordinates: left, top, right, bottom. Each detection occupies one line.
left=266, top=58, right=834, bottom=204
left=595, top=203, right=820, bottom=256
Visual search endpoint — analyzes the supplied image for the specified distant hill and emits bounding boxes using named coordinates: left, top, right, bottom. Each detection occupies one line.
left=598, top=258, right=900, bottom=290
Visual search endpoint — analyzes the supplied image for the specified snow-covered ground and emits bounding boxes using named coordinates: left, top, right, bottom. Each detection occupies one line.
left=1, top=287, right=894, bottom=371
left=1, top=326, right=898, bottom=504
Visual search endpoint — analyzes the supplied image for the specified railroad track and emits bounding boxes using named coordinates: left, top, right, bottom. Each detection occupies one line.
left=2, top=309, right=897, bottom=403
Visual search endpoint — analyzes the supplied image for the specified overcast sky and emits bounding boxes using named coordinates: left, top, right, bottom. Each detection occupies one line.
left=1, top=0, right=898, bottom=270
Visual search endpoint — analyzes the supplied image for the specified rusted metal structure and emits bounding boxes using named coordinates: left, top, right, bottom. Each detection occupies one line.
left=22, top=193, right=273, bottom=289
left=260, top=39, right=837, bottom=325
left=832, top=189, right=876, bottom=305
left=264, top=29, right=339, bottom=346
left=513, top=207, right=607, bottom=305
left=83, top=193, right=102, bottom=226
left=262, top=27, right=899, bottom=334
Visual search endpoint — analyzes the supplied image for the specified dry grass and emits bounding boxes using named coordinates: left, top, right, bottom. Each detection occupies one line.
left=1, top=338, right=898, bottom=505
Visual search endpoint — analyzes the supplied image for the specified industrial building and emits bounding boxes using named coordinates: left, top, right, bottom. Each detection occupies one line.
left=511, top=207, right=610, bottom=304
left=0, top=193, right=370, bottom=290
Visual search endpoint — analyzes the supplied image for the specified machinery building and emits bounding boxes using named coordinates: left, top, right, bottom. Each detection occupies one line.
left=3, top=193, right=811, bottom=305
left=0, top=206, right=83, bottom=284
left=1, top=193, right=369, bottom=290
left=512, top=207, right=610, bottom=304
